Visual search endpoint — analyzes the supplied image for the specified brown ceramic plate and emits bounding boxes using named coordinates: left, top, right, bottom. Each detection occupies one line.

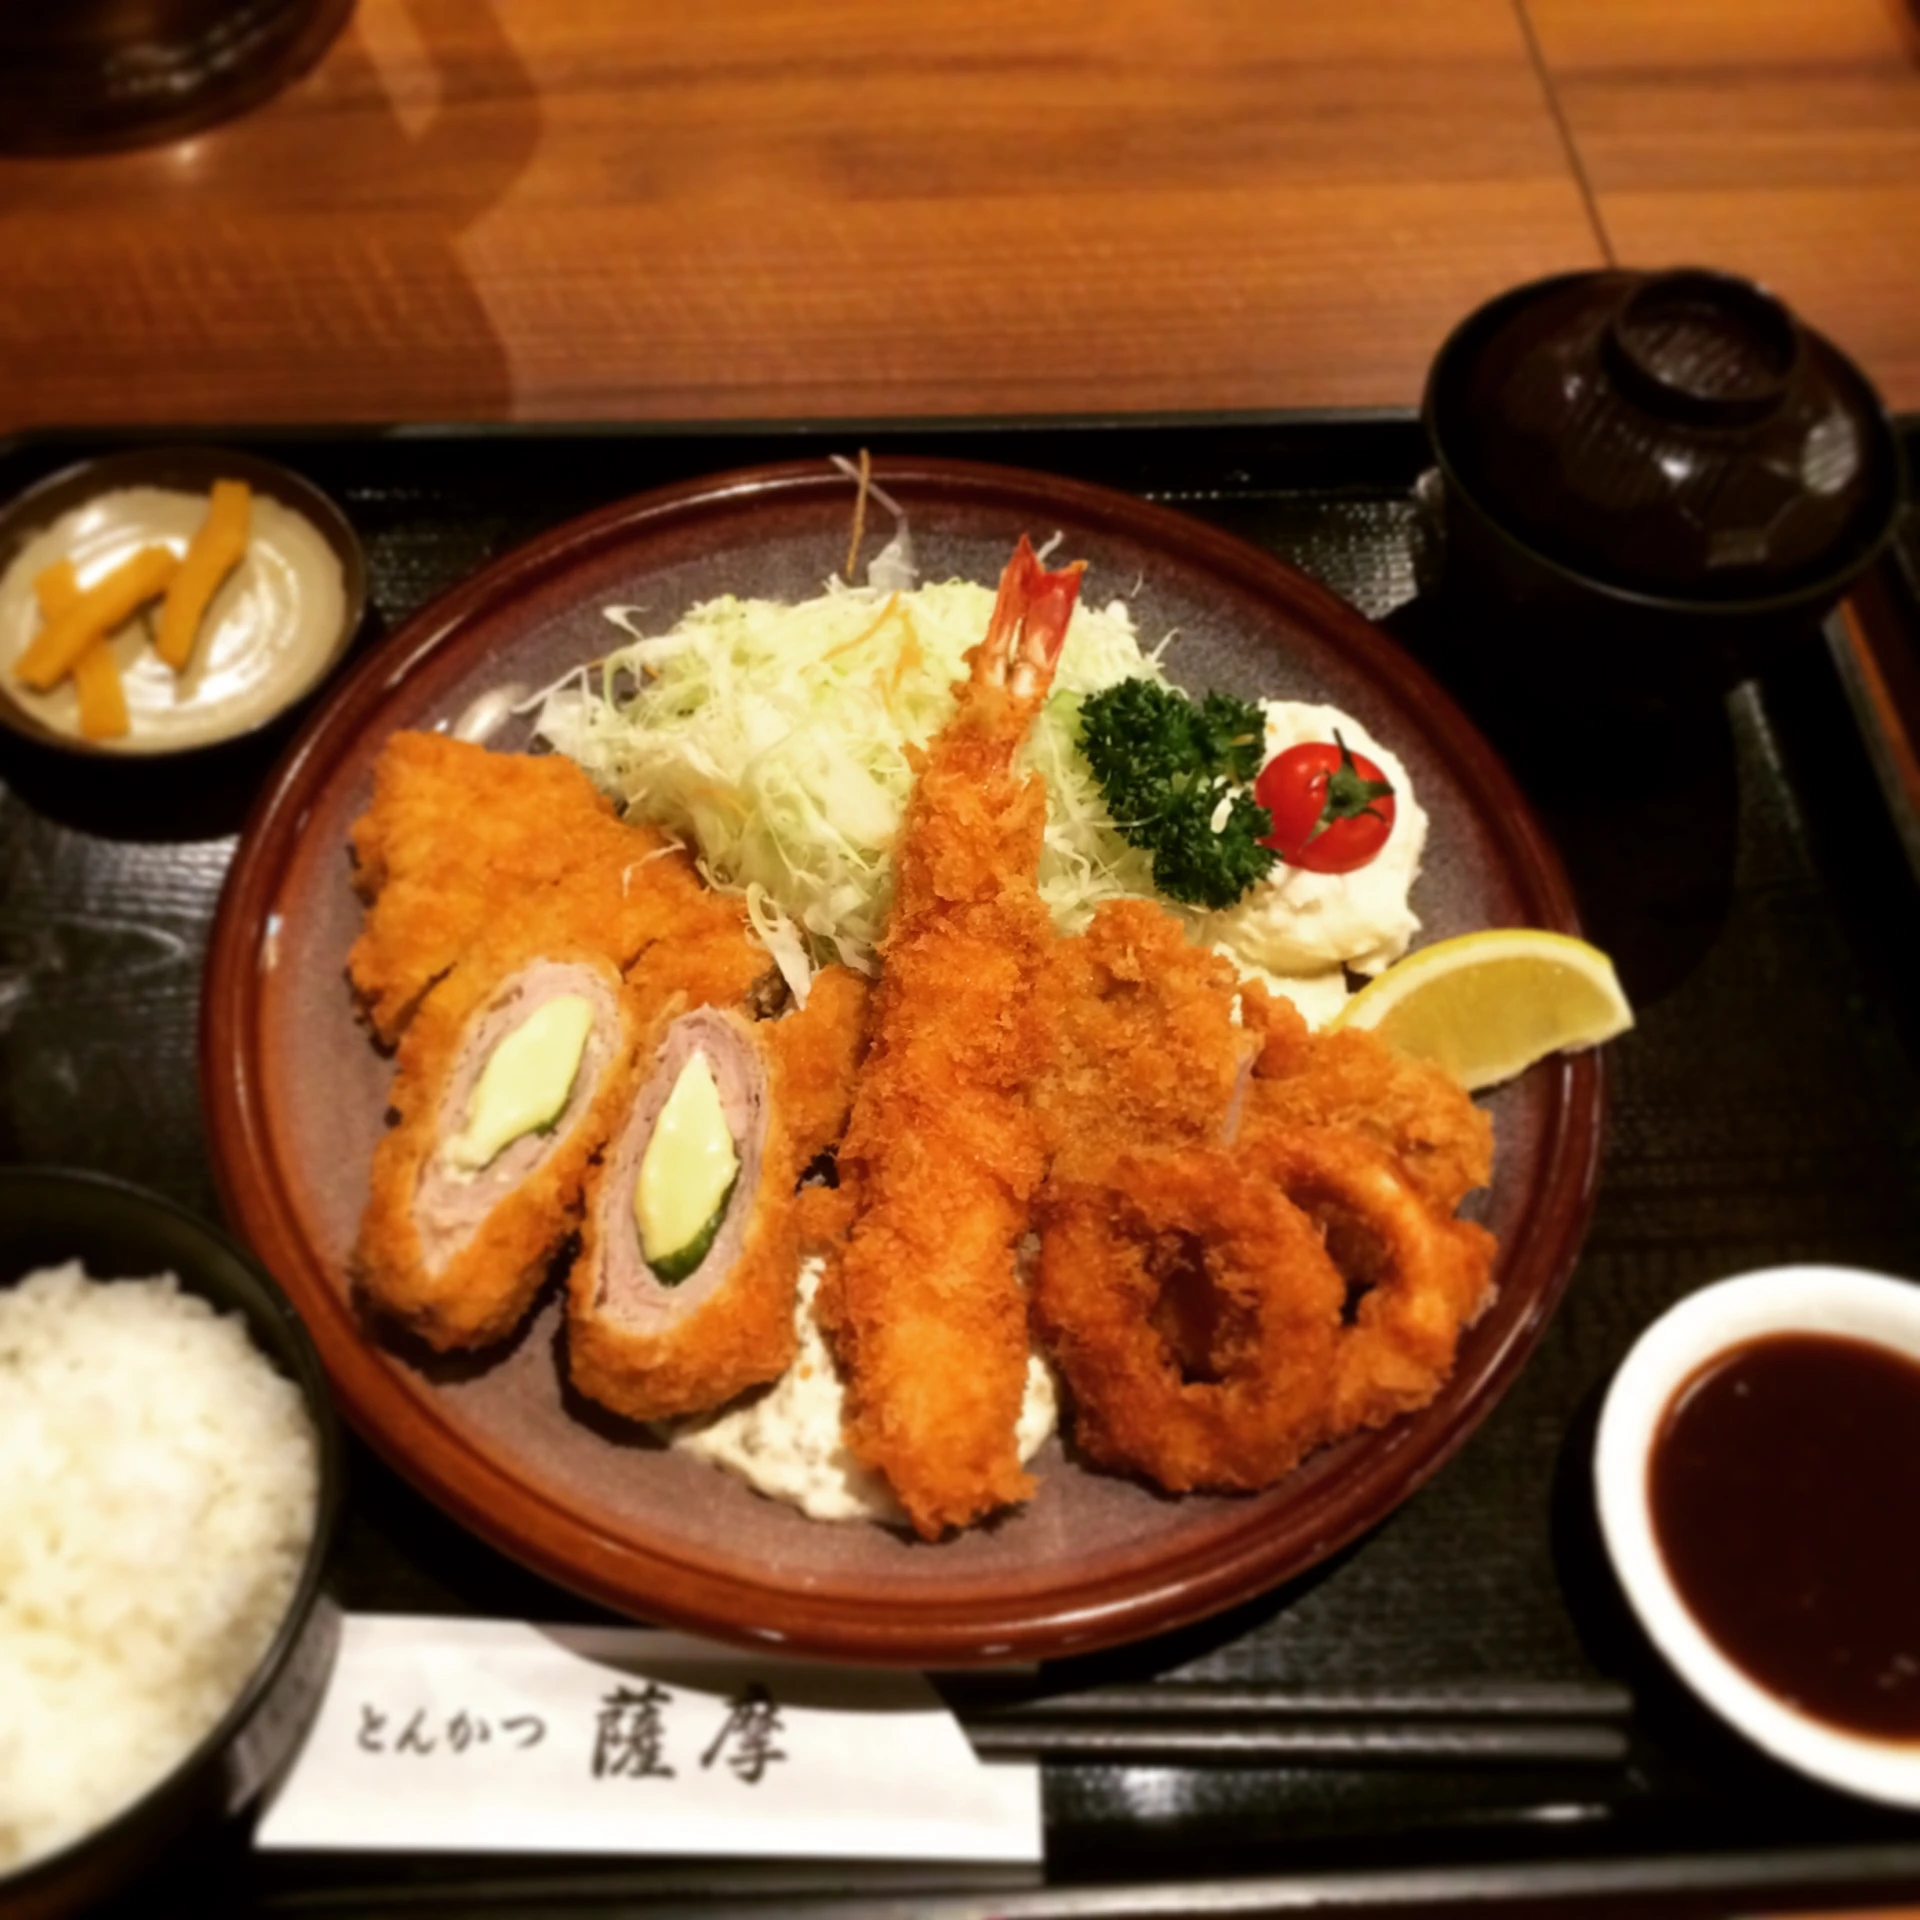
left=202, top=457, right=1603, bottom=1666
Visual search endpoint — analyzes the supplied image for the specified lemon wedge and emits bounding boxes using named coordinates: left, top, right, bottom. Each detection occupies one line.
left=1332, top=929, right=1633, bottom=1091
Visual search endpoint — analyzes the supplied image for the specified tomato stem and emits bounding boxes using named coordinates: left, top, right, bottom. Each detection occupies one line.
left=1300, top=730, right=1394, bottom=848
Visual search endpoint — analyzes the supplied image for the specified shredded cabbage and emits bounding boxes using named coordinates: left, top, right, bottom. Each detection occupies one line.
left=536, top=579, right=1168, bottom=980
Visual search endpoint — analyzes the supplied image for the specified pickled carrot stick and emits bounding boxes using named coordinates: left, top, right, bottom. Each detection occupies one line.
left=156, top=479, right=250, bottom=674
left=32, top=558, right=81, bottom=620
left=71, top=640, right=131, bottom=740
left=33, top=558, right=129, bottom=740
left=14, top=545, right=176, bottom=691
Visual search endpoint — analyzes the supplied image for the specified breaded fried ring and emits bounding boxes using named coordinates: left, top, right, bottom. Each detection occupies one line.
left=1239, top=1126, right=1497, bottom=1434
left=1033, top=1148, right=1345, bottom=1493
left=1238, top=983, right=1494, bottom=1215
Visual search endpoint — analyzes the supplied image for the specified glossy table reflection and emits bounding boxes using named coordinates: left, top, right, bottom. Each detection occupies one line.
left=1, top=0, right=1915, bottom=431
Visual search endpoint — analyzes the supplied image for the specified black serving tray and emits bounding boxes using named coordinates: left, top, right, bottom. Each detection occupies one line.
left=4, top=414, right=1920, bottom=1917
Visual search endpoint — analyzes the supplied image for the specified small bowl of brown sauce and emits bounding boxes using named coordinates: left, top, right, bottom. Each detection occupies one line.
left=1596, top=1266, right=1920, bottom=1805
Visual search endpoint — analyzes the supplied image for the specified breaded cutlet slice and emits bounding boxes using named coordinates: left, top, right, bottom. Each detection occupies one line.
left=354, top=945, right=643, bottom=1351
left=348, top=731, right=766, bottom=1044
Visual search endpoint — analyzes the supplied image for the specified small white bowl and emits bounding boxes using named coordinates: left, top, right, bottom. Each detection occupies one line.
left=1594, top=1264, right=1920, bottom=1808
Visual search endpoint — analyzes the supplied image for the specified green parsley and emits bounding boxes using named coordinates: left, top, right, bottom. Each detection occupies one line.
left=1076, top=679, right=1276, bottom=910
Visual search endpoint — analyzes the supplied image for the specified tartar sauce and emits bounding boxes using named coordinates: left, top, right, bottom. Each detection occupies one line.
left=1205, top=700, right=1428, bottom=992
left=673, top=1258, right=1057, bottom=1523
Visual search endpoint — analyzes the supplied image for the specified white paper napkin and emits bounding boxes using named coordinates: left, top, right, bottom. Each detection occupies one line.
left=255, top=1615, right=1041, bottom=1863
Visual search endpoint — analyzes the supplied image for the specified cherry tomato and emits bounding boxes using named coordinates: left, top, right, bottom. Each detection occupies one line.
left=1254, top=732, right=1396, bottom=874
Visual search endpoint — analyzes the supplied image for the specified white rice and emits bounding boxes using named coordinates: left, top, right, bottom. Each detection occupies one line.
left=0, top=1263, right=319, bottom=1877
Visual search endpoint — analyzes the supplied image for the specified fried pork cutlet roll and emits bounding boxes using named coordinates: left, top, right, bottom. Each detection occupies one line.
left=762, top=964, right=872, bottom=1174
left=350, top=732, right=770, bottom=1045
left=567, top=1007, right=804, bottom=1423
left=354, top=951, right=640, bottom=1351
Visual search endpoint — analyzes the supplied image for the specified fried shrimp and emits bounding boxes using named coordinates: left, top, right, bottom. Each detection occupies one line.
left=1035, top=898, right=1252, bottom=1176
left=1240, top=1125, right=1497, bottom=1435
left=818, top=536, right=1085, bottom=1538
left=350, top=732, right=769, bottom=1045
left=1033, top=1147, right=1344, bottom=1492
left=1238, top=983, right=1493, bottom=1213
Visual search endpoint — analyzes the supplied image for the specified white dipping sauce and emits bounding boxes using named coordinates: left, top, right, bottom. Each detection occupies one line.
left=0, top=486, right=348, bottom=752
left=673, top=1258, right=1057, bottom=1524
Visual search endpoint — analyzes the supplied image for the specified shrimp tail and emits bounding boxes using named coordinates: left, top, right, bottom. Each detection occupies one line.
left=955, top=535, right=1087, bottom=742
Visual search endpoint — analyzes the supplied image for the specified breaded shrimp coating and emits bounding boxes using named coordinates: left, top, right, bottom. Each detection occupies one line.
left=820, top=538, right=1085, bottom=1539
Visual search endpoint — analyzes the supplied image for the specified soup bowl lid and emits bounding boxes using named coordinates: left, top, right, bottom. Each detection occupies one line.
left=1427, top=268, right=1905, bottom=607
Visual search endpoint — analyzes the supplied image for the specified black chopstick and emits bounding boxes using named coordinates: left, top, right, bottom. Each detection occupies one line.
left=961, top=1720, right=1627, bottom=1766
left=947, top=1680, right=1633, bottom=1767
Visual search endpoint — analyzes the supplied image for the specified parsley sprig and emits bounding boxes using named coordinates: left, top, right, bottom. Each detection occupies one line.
left=1077, top=679, right=1276, bottom=910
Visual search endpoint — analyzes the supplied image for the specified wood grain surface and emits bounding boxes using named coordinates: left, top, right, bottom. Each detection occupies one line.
left=1528, top=0, right=1920, bottom=408
left=0, top=0, right=1914, bottom=428
left=0, top=0, right=1600, bottom=427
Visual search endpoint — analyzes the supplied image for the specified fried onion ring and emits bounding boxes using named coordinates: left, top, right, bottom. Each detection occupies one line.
left=1033, top=1148, right=1345, bottom=1492
left=1240, top=1125, right=1497, bottom=1434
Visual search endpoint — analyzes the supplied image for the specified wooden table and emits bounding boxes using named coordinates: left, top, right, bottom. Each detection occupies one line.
left=0, top=0, right=1915, bottom=429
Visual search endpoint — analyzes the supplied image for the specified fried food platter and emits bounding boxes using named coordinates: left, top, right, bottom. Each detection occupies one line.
left=203, top=457, right=1603, bottom=1665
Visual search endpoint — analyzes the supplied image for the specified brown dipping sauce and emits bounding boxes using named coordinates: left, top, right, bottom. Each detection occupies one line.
left=1650, top=1331, right=1920, bottom=1741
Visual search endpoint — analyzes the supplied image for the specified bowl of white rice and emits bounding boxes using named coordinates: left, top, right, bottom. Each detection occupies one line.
left=0, top=1166, right=340, bottom=1918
